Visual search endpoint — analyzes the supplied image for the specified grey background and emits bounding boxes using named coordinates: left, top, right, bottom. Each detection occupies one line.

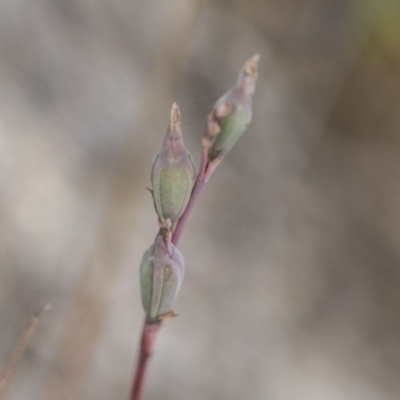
left=1, top=0, right=400, bottom=399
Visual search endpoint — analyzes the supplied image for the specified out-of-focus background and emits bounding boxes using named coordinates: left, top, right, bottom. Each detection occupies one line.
left=1, top=0, right=400, bottom=399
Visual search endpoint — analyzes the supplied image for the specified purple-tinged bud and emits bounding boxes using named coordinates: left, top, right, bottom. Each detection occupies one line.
left=151, top=103, right=196, bottom=226
left=203, top=54, right=259, bottom=164
left=139, top=228, right=185, bottom=321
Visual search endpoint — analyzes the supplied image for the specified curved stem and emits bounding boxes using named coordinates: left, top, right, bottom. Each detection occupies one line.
left=130, top=145, right=210, bottom=400
left=130, top=148, right=208, bottom=400
left=172, top=146, right=208, bottom=245
left=130, top=147, right=209, bottom=400
left=130, top=320, right=162, bottom=400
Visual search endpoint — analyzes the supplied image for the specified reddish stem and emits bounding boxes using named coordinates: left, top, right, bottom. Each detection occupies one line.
left=131, top=146, right=209, bottom=400
left=130, top=320, right=162, bottom=400
left=172, top=146, right=208, bottom=245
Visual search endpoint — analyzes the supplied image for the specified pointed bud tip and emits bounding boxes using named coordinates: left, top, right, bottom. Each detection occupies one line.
left=169, top=103, right=181, bottom=133
left=242, top=54, right=260, bottom=81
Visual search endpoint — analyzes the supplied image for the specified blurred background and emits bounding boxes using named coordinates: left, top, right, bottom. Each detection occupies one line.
left=1, top=0, right=400, bottom=399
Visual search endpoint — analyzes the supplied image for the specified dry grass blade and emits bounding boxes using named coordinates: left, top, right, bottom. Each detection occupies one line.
left=0, top=304, right=51, bottom=399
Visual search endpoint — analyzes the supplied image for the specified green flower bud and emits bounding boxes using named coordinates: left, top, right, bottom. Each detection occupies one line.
left=203, top=54, right=259, bottom=163
left=140, top=228, right=185, bottom=321
left=151, top=103, right=196, bottom=226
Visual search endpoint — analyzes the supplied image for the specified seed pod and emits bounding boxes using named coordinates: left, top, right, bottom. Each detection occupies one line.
left=151, top=103, right=196, bottom=226
left=203, top=54, right=259, bottom=163
left=140, top=229, right=185, bottom=321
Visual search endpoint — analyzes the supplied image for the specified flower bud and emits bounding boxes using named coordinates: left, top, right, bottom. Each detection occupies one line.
left=203, top=54, right=259, bottom=163
left=140, top=229, right=185, bottom=321
left=151, top=103, right=196, bottom=226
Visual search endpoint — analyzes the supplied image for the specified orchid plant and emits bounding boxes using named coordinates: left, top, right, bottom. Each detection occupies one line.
left=130, top=54, right=259, bottom=400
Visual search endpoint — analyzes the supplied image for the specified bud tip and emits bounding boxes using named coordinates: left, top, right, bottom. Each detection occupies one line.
left=242, top=54, right=260, bottom=81
left=170, top=103, right=181, bottom=133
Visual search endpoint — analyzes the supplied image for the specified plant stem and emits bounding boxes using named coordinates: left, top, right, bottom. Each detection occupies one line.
left=172, top=146, right=208, bottom=245
left=130, top=320, right=162, bottom=400
left=131, top=52, right=259, bottom=400
left=130, top=147, right=209, bottom=400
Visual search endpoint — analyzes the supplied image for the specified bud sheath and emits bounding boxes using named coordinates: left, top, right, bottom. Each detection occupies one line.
left=151, top=104, right=196, bottom=226
left=204, top=54, right=259, bottom=163
left=140, top=230, right=185, bottom=321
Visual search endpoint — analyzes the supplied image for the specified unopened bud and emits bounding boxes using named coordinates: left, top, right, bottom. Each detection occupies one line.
left=151, top=103, right=196, bottom=226
left=140, top=229, right=185, bottom=321
left=203, top=54, right=259, bottom=163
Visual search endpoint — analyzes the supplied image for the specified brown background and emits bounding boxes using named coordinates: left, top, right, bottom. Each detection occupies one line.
left=1, top=0, right=400, bottom=399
